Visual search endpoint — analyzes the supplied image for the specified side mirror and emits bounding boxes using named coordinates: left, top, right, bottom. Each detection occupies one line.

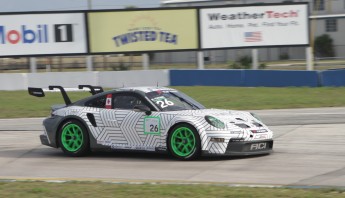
left=134, top=105, right=152, bottom=115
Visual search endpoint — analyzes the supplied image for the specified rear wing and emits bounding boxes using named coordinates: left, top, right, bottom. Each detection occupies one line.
left=28, top=85, right=104, bottom=105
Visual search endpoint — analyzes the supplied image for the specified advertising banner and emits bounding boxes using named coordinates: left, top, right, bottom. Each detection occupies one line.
left=0, top=13, right=87, bottom=56
left=200, top=4, right=309, bottom=49
left=88, top=9, right=198, bottom=53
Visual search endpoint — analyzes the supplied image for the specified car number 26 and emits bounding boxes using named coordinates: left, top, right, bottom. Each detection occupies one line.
left=156, top=99, right=174, bottom=108
left=150, top=124, right=159, bottom=132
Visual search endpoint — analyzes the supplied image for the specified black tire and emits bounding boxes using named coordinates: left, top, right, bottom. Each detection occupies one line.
left=167, top=124, right=201, bottom=160
left=58, top=120, right=90, bottom=157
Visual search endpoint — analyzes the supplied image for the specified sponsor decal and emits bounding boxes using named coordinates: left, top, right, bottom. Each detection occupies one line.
left=200, top=4, right=309, bottom=48
left=0, top=24, right=74, bottom=45
left=110, top=144, right=155, bottom=151
left=88, top=10, right=198, bottom=52
left=250, top=142, right=267, bottom=150
left=254, top=134, right=268, bottom=140
left=207, top=10, right=299, bottom=21
left=144, top=116, right=161, bottom=135
left=0, top=13, right=87, bottom=56
left=113, top=30, right=177, bottom=47
left=156, top=147, right=167, bottom=152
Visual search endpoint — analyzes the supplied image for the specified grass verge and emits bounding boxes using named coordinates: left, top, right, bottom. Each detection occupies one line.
left=1, top=86, right=345, bottom=118
left=0, top=182, right=344, bottom=198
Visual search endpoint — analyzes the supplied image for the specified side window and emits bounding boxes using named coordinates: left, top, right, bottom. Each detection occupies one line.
left=113, top=95, right=144, bottom=110
left=85, top=95, right=107, bottom=108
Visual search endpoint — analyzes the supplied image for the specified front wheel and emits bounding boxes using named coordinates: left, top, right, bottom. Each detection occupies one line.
left=58, top=120, right=90, bottom=157
left=168, top=124, right=201, bottom=160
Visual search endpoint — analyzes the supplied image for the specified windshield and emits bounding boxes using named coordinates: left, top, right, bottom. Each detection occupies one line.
left=146, top=90, right=205, bottom=111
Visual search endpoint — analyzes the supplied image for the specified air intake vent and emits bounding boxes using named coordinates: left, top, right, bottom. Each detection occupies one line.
left=252, top=122, right=263, bottom=127
left=235, top=123, right=250, bottom=128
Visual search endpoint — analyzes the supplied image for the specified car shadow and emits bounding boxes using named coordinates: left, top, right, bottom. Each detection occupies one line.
left=0, top=147, right=271, bottom=162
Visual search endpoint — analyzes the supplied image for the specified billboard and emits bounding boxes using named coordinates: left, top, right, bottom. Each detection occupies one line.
left=0, top=13, right=87, bottom=56
left=200, top=4, right=309, bottom=49
left=88, top=9, right=198, bottom=53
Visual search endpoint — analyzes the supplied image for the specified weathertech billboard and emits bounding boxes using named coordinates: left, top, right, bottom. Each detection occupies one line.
left=88, top=9, right=198, bottom=53
left=0, top=13, right=87, bottom=56
left=200, top=4, right=309, bottom=49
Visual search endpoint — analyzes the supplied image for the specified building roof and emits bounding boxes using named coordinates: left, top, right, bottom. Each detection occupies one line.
left=161, top=0, right=226, bottom=5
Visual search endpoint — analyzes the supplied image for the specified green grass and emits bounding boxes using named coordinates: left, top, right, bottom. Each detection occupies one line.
left=0, top=182, right=344, bottom=198
left=0, top=91, right=91, bottom=118
left=175, top=86, right=345, bottom=110
left=1, top=87, right=345, bottom=118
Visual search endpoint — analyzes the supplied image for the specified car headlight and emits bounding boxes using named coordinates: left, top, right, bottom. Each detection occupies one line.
left=205, top=115, right=225, bottom=129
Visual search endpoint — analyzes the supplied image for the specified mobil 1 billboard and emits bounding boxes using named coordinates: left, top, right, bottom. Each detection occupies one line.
left=0, top=13, right=87, bottom=57
left=200, top=3, right=309, bottom=49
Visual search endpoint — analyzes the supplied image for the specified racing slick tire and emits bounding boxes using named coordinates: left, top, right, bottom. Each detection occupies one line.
left=58, top=120, right=90, bottom=157
left=168, top=124, right=201, bottom=160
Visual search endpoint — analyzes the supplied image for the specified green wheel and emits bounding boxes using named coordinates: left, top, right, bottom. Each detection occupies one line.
left=168, top=124, right=200, bottom=160
left=59, top=120, right=90, bottom=157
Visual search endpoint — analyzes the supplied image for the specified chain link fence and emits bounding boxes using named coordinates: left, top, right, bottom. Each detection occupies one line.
left=2, top=45, right=345, bottom=72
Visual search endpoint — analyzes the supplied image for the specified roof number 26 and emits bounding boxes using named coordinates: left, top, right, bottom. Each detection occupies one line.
left=156, top=99, right=174, bottom=108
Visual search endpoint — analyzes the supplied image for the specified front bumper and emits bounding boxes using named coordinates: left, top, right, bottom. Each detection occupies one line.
left=225, top=139, right=273, bottom=156
left=202, top=139, right=273, bottom=156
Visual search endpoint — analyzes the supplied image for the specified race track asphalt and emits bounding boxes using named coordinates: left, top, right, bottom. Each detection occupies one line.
left=0, top=107, right=344, bottom=187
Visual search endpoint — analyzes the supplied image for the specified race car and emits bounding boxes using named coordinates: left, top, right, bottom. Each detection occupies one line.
left=28, top=85, right=273, bottom=160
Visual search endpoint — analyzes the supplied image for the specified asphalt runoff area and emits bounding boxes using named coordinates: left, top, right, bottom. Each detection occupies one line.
left=0, top=107, right=344, bottom=187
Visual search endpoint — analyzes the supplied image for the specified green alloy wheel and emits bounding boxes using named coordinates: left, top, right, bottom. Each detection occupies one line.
left=59, top=120, right=90, bottom=157
left=168, top=124, right=200, bottom=160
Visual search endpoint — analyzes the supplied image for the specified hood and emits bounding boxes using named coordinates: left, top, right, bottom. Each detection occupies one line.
left=162, top=108, right=269, bottom=131
left=161, top=109, right=262, bottom=125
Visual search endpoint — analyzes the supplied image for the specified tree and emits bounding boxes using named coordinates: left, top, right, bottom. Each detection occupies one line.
left=314, top=34, right=335, bottom=57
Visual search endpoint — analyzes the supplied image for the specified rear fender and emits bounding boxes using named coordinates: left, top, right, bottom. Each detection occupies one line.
left=54, top=115, right=98, bottom=149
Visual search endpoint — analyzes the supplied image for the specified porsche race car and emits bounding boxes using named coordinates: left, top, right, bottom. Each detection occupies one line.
left=28, top=85, right=273, bottom=160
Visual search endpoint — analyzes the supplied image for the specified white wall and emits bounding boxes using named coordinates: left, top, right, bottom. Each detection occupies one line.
left=99, top=70, right=169, bottom=88
left=0, top=70, right=170, bottom=90
left=0, top=73, right=28, bottom=90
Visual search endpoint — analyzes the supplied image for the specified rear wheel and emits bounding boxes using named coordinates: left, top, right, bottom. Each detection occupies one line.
left=59, top=120, right=90, bottom=157
left=168, top=124, right=200, bottom=160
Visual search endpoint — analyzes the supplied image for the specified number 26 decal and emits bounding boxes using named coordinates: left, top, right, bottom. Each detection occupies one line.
left=150, top=124, right=159, bottom=132
left=156, top=99, right=174, bottom=108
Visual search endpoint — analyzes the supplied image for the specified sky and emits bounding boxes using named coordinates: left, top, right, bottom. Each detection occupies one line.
left=0, top=0, right=162, bottom=12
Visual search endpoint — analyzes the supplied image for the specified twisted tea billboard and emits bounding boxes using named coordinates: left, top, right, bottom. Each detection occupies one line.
left=88, top=9, right=198, bottom=53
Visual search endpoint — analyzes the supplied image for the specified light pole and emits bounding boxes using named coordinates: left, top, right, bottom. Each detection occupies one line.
left=88, top=0, right=92, bottom=10
left=86, top=0, right=93, bottom=71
